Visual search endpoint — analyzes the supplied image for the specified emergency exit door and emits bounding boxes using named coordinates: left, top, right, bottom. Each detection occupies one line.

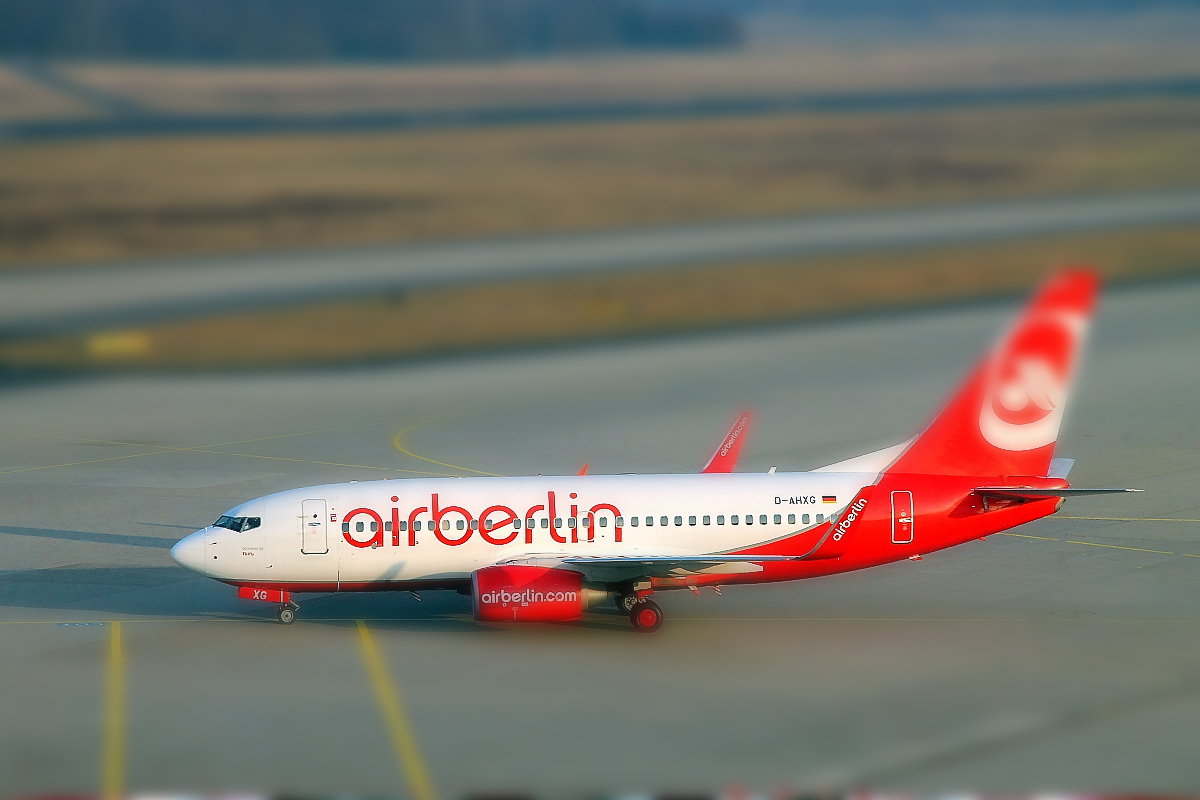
left=891, top=491, right=914, bottom=544
left=301, top=498, right=328, bottom=554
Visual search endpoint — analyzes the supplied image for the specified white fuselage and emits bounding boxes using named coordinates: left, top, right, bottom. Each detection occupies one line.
left=171, top=472, right=873, bottom=589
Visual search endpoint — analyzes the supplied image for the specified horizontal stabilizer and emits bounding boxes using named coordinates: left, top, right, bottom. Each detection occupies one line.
left=1047, top=458, right=1075, bottom=479
left=974, top=486, right=1144, bottom=500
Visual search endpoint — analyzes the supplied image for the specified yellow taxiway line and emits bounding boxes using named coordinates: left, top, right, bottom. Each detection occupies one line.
left=392, top=417, right=501, bottom=477
left=997, top=531, right=1200, bottom=558
left=101, top=621, right=124, bottom=800
left=355, top=620, right=437, bottom=800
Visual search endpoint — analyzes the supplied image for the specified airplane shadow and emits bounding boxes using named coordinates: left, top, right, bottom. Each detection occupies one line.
left=0, top=563, right=642, bottom=633
left=2, top=524, right=173, bottom=549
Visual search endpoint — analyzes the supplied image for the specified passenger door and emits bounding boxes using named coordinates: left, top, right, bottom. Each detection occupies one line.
left=301, top=498, right=328, bottom=554
left=891, top=491, right=914, bottom=544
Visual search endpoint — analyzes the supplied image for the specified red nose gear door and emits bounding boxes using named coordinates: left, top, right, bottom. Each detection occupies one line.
left=891, top=491, right=914, bottom=544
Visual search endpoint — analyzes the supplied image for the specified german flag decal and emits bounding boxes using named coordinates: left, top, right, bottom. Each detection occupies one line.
left=822, top=495, right=837, bottom=504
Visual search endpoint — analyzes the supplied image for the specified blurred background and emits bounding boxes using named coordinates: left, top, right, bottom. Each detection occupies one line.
left=1, top=0, right=1200, bottom=797
left=2, top=0, right=1200, bottom=369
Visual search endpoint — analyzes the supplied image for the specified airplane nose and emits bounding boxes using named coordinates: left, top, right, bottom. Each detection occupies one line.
left=170, top=531, right=207, bottom=573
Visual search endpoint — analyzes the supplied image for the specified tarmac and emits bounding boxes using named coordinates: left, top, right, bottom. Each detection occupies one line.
left=3, top=187, right=1200, bottom=335
left=1, top=276, right=1199, bottom=795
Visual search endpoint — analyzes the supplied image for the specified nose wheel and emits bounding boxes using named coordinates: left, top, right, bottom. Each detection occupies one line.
left=276, top=603, right=298, bottom=624
left=629, top=599, right=663, bottom=633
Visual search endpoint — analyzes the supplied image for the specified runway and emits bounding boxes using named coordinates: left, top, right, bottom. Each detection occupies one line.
left=1, top=276, right=1199, bottom=794
left=3, top=187, right=1200, bottom=336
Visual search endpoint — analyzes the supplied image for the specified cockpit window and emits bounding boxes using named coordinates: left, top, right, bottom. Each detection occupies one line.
left=214, top=515, right=261, bottom=532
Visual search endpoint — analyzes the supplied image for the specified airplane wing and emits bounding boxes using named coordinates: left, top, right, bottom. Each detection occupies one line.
left=700, top=411, right=753, bottom=473
left=497, top=552, right=796, bottom=583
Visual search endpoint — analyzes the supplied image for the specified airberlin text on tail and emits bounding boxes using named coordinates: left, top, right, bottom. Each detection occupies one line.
left=888, top=269, right=1099, bottom=479
left=810, top=485, right=875, bottom=560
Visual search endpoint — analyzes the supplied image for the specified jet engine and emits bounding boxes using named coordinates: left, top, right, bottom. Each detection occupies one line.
left=472, top=565, right=605, bottom=622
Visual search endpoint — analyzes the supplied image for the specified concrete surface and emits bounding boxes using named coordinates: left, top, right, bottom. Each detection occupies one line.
left=1, top=276, right=1198, bottom=795
left=3, top=187, right=1200, bottom=336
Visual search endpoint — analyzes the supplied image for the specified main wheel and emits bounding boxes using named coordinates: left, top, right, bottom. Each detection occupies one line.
left=615, top=592, right=638, bottom=614
left=277, top=606, right=296, bottom=624
left=629, top=600, right=663, bottom=633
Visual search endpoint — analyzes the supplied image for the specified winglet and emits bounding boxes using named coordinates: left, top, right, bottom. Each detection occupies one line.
left=576, top=463, right=589, bottom=476
left=701, top=411, right=753, bottom=474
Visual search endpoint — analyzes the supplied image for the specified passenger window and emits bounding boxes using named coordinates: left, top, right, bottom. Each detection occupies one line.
left=356, top=522, right=365, bottom=533
left=341, top=522, right=350, bottom=533
left=816, top=514, right=824, bottom=523
left=568, top=518, right=577, bottom=528
left=483, top=520, right=492, bottom=531
left=745, top=515, right=753, bottom=525
left=717, top=515, right=724, bottom=525
left=554, top=518, right=563, bottom=527
left=731, top=515, right=739, bottom=525
left=802, top=514, right=810, bottom=524
left=442, top=520, right=450, bottom=531
left=630, top=517, right=639, bottom=527
left=760, top=515, right=768, bottom=525
left=660, top=516, right=668, bottom=526
left=413, top=520, right=422, bottom=531
left=688, top=516, right=696, bottom=526
left=787, top=514, right=795, bottom=524
left=773, top=514, right=781, bottom=524
left=674, top=516, right=682, bottom=526
left=384, top=521, right=392, bottom=532
left=371, top=521, right=379, bottom=532
left=703, top=515, right=711, bottom=525
left=456, top=520, right=465, bottom=531
left=646, top=516, right=654, bottom=526
left=615, top=517, right=623, bottom=526
left=599, top=517, right=608, bottom=527
left=541, top=518, right=549, bottom=528
left=470, top=519, right=479, bottom=530
left=400, top=520, right=408, bottom=531
left=525, top=518, right=535, bottom=528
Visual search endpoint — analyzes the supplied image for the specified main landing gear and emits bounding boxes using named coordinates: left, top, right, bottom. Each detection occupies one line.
left=615, top=587, right=663, bottom=632
left=629, top=599, right=663, bottom=633
left=615, top=592, right=639, bottom=614
left=276, top=600, right=299, bottom=624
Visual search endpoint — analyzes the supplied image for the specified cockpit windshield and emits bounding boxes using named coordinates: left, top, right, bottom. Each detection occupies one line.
left=214, top=515, right=261, bottom=533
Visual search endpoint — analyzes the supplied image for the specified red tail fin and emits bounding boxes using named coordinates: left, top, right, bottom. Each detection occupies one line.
left=888, top=269, right=1099, bottom=478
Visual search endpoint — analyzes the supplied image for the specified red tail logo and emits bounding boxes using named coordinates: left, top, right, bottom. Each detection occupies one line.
left=889, top=269, right=1098, bottom=478
left=978, top=304, right=1086, bottom=452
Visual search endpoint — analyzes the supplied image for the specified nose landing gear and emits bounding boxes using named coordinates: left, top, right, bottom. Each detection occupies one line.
left=237, top=586, right=298, bottom=624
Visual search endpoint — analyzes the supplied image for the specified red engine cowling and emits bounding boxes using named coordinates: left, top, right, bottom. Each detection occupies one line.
left=472, top=565, right=584, bottom=622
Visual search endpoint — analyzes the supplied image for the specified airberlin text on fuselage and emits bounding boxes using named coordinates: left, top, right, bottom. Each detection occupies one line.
left=340, top=490, right=622, bottom=549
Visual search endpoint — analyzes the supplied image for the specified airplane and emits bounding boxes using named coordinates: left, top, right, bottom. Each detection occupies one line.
left=170, top=269, right=1140, bottom=630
